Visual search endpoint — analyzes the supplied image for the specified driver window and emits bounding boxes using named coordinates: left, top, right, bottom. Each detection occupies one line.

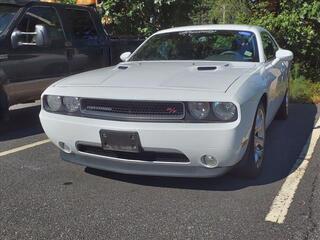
left=16, top=7, right=65, bottom=48
left=261, top=32, right=278, bottom=61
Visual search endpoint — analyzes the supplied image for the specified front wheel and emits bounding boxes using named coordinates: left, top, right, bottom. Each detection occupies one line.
left=233, top=102, right=266, bottom=178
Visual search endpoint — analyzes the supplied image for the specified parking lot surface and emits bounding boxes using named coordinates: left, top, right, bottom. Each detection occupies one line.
left=0, top=103, right=319, bottom=240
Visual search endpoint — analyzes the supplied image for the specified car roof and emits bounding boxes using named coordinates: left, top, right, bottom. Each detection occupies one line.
left=156, top=24, right=266, bottom=35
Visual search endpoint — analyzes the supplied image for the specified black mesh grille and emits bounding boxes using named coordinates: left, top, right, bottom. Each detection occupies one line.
left=77, top=144, right=190, bottom=163
left=80, top=99, right=185, bottom=121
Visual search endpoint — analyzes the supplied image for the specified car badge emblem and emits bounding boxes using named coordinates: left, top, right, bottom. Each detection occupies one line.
left=166, top=107, right=177, bottom=114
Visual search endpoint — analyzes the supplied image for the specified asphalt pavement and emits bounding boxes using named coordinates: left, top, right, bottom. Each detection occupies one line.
left=0, top=103, right=319, bottom=240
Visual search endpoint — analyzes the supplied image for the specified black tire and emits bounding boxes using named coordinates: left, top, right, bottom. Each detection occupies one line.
left=0, top=91, right=9, bottom=122
left=232, top=102, right=266, bottom=179
left=275, top=91, right=289, bottom=120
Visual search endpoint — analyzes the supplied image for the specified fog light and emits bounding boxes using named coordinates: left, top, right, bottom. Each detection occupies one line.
left=59, top=142, right=72, bottom=153
left=201, top=155, right=218, bottom=168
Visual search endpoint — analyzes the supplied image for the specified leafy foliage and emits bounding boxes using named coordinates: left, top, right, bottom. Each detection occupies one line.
left=237, top=0, right=320, bottom=81
left=193, top=0, right=248, bottom=24
left=102, top=0, right=197, bottom=37
left=291, top=79, right=320, bottom=103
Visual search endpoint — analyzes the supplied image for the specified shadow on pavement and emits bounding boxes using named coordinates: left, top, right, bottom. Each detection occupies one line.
left=86, top=103, right=319, bottom=190
left=0, top=105, right=43, bottom=141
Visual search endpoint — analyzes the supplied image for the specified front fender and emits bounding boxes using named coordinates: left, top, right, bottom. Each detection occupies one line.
left=228, top=68, right=267, bottom=147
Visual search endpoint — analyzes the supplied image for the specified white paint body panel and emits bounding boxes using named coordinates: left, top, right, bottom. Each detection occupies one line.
left=39, top=24, right=292, bottom=177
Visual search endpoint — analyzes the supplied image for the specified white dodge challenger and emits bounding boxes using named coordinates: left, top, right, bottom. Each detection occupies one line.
left=40, top=25, right=293, bottom=178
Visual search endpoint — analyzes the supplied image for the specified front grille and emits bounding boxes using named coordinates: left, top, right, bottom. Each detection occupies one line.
left=80, top=99, right=185, bottom=121
left=77, top=144, right=190, bottom=163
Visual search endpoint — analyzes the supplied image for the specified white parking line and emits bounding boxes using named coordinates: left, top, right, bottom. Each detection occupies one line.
left=0, top=139, right=51, bottom=158
left=9, top=101, right=40, bottom=110
left=265, top=117, right=320, bottom=224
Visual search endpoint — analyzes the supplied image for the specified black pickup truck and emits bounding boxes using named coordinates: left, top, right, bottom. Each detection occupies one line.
left=0, top=0, right=143, bottom=119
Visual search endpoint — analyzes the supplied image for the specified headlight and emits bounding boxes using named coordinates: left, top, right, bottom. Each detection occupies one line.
left=63, top=96, right=80, bottom=113
left=212, top=102, right=237, bottom=121
left=188, top=102, right=210, bottom=120
left=46, top=95, right=62, bottom=112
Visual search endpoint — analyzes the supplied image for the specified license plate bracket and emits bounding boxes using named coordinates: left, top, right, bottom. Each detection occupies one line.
left=100, top=130, right=141, bottom=153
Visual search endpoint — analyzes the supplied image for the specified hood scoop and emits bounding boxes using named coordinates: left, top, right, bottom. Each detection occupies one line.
left=197, top=66, right=217, bottom=71
left=118, top=65, right=129, bottom=70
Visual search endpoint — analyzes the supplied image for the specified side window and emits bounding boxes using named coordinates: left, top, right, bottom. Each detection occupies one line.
left=65, top=9, right=98, bottom=45
left=16, top=7, right=65, bottom=48
left=261, top=32, right=278, bottom=61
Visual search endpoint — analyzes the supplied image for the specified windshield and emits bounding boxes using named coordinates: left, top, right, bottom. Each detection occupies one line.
left=0, top=6, right=19, bottom=35
left=130, top=30, right=259, bottom=62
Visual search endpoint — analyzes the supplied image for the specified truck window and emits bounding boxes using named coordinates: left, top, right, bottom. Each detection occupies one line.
left=0, top=6, right=19, bottom=35
left=16, top=6, right=65, bottom=48
left=65, top=9, right=98, bottom=45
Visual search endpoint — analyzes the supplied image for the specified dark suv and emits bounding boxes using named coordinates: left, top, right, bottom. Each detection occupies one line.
left=0, top=1, right=141, bottom=119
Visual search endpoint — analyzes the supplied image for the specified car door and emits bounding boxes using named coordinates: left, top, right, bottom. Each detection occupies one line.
left=2, top=5, right=69, bottom=105
left=261, top=31, right=285, bottom=124
left=63, top=7, right=107, bottom=74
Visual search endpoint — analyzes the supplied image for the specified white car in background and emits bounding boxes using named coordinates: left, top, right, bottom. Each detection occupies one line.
left=40, top=25, right=293, bottom=178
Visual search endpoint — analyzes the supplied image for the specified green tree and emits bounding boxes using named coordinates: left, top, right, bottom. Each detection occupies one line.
left=103, top=0, right=197, bottom=37
left=192, top=0, right=249, bottom=24
left=238, top=0, right=320, bottom=81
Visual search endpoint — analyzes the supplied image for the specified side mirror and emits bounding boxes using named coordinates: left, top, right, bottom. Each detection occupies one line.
left=275, top=49, right=293, bottom=61
left=11, top=24, right=49, bottom=48
left=35, top=24, right=49, bottom=47
left=120, top=52, right=131, bottom=62
left=11, top=29, right=20, bottom=49
left=270, top=49, right=293, bottom=67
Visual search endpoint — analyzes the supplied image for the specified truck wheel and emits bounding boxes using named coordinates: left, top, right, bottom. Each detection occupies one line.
left=0, top=91, right=9, bottom=121
left=233, top=102, right=266, bottom=178
left=275, top=91, right=289, bottom=120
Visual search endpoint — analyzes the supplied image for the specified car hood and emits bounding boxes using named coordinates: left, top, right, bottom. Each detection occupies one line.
left=56, top=61, right=257, bottom=93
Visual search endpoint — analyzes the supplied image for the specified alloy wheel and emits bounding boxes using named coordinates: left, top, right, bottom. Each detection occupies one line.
left=254, top=108, right=265, bottom=168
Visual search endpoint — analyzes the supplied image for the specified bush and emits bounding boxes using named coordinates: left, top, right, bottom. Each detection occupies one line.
left=290, top=65, right=320, bottom=103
